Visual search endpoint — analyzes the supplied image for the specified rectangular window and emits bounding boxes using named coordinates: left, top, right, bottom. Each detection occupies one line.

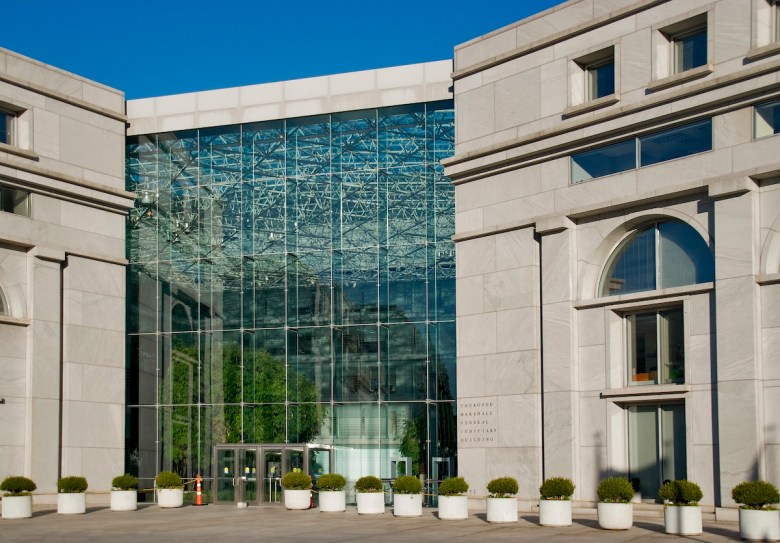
left=587, top=60, right=615, bottom=100
left=755, top=99, right=780, bottom=138
left=639, top=118, right=712, bottom=167
left=628, top=403, right=686, bottom=498
left=673, top=26, right=707, bottom=73
left=775, top=0, right=780, bottom=42
left=0, top=185, right=31, bottom=216
left=626, top=307, right=685, bottom=386
left=571, top=139, right=636, bottom=183
left=0, top=110, right=13, bottom=145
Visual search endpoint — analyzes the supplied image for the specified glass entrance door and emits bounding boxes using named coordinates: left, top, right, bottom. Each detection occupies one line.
left=216, top=448, right=237, bottom=502
left=628, top=403, right=686, bottom=499
left=262, top=449, right=283, bottom=504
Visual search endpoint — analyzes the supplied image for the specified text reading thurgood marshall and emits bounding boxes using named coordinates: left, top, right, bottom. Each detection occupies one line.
left=457, top=397, right=498, bottom=448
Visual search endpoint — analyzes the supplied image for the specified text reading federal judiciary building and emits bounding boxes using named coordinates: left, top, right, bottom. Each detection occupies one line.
left=1, top=0, right=780, bottom=518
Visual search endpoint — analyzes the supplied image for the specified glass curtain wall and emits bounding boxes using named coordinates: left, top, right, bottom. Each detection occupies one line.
left=126, top=101, right=456, bottom=490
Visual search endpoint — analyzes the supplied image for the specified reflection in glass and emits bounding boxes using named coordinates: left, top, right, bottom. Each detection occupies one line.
left=628, top=403, right=686, bottom=498
left=571, top=139, right=636, bottom=183
left=627, top=307, right=685, bottom=386
left=639, top=119, right=712, bottom=167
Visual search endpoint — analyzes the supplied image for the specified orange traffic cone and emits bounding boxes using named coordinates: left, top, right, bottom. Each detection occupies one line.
left=195, top=474, right=204, bottom=506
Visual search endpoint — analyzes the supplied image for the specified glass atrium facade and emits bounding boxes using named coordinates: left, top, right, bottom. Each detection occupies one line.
left=125, top=101, right=456, bottom=488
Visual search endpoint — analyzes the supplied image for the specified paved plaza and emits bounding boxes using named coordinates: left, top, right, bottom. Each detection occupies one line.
left=0, top=505, right=743, bottom=543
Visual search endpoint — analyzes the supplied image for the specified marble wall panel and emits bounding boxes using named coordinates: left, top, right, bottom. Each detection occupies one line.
left=578, top=396, right=607, bottom=447
left=484, top=268, right=537, bottom=312
left=762, top=284, right=780, bottom=328
left=458, top=313, right=497, bottom=357
left=485, top=446, right=541, bottom=499
left=543, top=390, right=576, bottom=479
left=620, top=27, right=652, bottom=93
left=762, top=327, right=780, bottom=381
left=714, top=109, right=752, bottom=149
left=577, top=445, right=607, bottom=500
left=482, top=192, right=556, bottom=229
left=540, top=157, right=570, bottom=192
left=456, top=85, right=495, bottom=143
left=496, top=228, right=538, bottom=271
left=496, top=307, right=538, bottom=353
left=457, top=447, right=486, bottom=499
left=496, top=394, right=540, bottom=448
left=689, top=333, right=713, bottom=385
left=690, top=389, right=715, bottom=445
left=690, top=444, right=716, bottom=505
left=457, top=275, right=484, bottom=316
left=540, top=58, right=568, bottom=118
left=485, top=351, right=538, bottom=396
left=457, top=355, right=486, bottom=397
left=713, top=0, right=752, bottom=64
left=495, top=69, right=541, bottom=133
left=578, top=308, right=605, bottom=347
left=578, top=344, right=607, bottom=391
left=715, top=277, right=758, bottom=381
left=59, top=117, right=124, bottom=179
left=457, top=236, right=496, bottom=278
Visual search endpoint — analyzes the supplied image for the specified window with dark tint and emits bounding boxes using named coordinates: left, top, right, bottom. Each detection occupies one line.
left=639, top=119, right=712, bottom=167
left=627, top=307, right=685, bottom=386
left=587, top=60, right=615, bottom=100
left=755, top=100, right=780, bottom=138
left=673, top=26, right=707, bottom=72
left=571, top=139, right=635, bottom=183
left=0, top=185, right=31, bottom=216
left=0, top=110, right=12, bottom=145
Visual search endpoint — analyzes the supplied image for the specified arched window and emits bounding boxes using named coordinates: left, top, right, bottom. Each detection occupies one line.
left=0, top=286, right=8, bottom=316
left=600, top=221, right=713, bottom=297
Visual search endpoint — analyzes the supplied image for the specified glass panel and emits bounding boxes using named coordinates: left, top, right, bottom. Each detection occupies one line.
left=628, top=405, right=660, bottom=498
left=240, top=449, right=258, bottom=502
left=383, top=323, right=427, bottom=401
left=216, top=449, right=236, bottom=502
left=127, top=334, right=158, bottom=405
left=571, top=139, right=636, bottom=183
left=245, top=404, right=286, bottom=443
left=659, top=221, right=713, bottom=288
left=0, top=286, right=6, bottom=315
left=628, top=312, right=659, bottom=385
left=288, top=404, right=326, bottom=443
left=202, top=330, right=242, bottom=405
left=0, top=111, right=12, bottom=144
left=334, top=325, right=379, bottom=402
left=160, top=333, right=199, bottom=404
left=288, top=327, right=331, bottom=401
left=639, top=119, right=712, bottom=167
left=602, top=226, right=656, bottom=296
left=660, top=403, right=687, bottom=483
left=243, top=328, right=287, bottom=403
left=755, top=100, right=780, bottom=138
left=588, top=60, right=615, bottom=99
left=659, top=308, right=685, bottom=384
left=263, top=449, right=283, bottom=504
left=674, top=27, right=707, bottom=72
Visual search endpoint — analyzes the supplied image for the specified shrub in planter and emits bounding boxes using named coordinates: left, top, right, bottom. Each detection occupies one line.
left=111, top=474, right=139, bottom=512
left=732, top=480, right=780, bottom=541
left=317, top=473, right=347, bottom=512
left=658, top=480, right=703, bottom=535
left=486, top=477, right=518, bottom=523
left=282, top=469, right=312, bottom=510
left=57, top=476, right=88, bottom=515
left=539, top=476, right=575, bottom=527
left=156, top=471, right=184, bottom=508
left=1, top=476, right=36, bottom=520
left=393, top=475, right=423, bottom=517
left=596, top=477, right=634, bottom=530
left=356, top=476, right=385, bottom=515
left=437, top=476, right=469, bottom=520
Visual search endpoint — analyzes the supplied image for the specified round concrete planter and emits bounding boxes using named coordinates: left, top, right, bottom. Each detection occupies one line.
left=393, top=494, right=422, bottom=517
left=597, top=502, right=633, bottom=530
left=1, top=495, right=32, bottom=519
left=58, top=492, right=86, bottom=515
left=157, top=488, right=183, bottom=508
left=318, top=490, right=345, bottom=512
left=356, top=492, right=385, bottom=514
left=664, top=505, right=702, bottom=535
left=438, top=495, right=468, bottom=520
left=539, top=499, right=572, bottom=526
left=284, top=489, right=311, bottom=510
left=486, top=497, right=518, bottom=523
left=738, top=508, right=780, bottom=541
left=110, top=490, right=138, bottom=512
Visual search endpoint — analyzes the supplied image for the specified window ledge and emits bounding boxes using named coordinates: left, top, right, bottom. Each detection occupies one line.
left=0, top=315, right=30, bottom=327
left=746, top=42, right=780, bottom=62
left=601, top=383, right=691, bottom=400
left=758, top=272, right=780, bottom=285
left=646, top=64, right=713, bottom=93
left=0, top=142, right=38, bottom=161
left=574, top=282, right=713, bottom=309
left=563, top=94, right=620, bottom=118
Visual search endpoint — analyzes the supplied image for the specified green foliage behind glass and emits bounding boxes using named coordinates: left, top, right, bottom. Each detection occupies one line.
left=438, top=476, right=469, bottom=497
left=597, top=477, right=634, bottom=503
left=487, top=477, right=518, bottom=498
left=731, top=480, right=780, bottom=510
left=658, top=480, right=702, bottom=505
left=539, top=476, right=575, bottom=500
left=394, top=475, right=422, bottom=495
left=58, top=476, right=88, bottom=493
left=1, top=476, right=36, bottom=496
left=355, top=476, right=383, bottom=493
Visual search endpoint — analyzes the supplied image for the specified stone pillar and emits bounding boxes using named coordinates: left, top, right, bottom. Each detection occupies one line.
left=26, top=247, right=65, bottom=500
left=711, top=181, right=762, bottom=507
left=538, top=218, right=578, bottom=486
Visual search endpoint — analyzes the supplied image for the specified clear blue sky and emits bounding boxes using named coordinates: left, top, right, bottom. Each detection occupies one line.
left=2, top=0, right=560, bottom=99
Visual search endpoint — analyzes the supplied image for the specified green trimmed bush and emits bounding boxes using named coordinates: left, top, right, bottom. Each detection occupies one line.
left=58, top=476, right=88, bottom=493
left=487, top=477, right=518, bottom=498
left=732, top=480, right=780, bottom=510
left=355, top=476, right=383, bottom=493
left=597, top=477, right=634, bottom=503
left=438, top=476, right=469, bottom=497
left=539, top=476, right=575, bottom=500
left=1, top=476, right=37, bottom=496
left=155, top=471, right=183, bottom=489
left=281, top=469, right=312, bottom=490
left=111, top=474, right=139, bottom=491
left=394, top=475, right=422, bottom=495
left=316, top=473, right=346, bottom=491
left=658, top=480, right=703, bottom=505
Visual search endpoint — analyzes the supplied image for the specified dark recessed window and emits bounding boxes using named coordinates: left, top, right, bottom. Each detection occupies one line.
left=639, top=118, right=712, bottom=167
left=672, top=25, right=707, bottom=73
left=0, top=185, right=31, bottom=217
left=626, top=306, right=685, bottom=386
left=571, top=139, right=636, bottom=183
left=0, top=110, right=13, bottom=145
left=755, top=100, right=780, bottom=138
left=587, top=59, right=615, bottom=100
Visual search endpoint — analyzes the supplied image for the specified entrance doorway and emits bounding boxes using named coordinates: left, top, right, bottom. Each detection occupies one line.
left=213, top=444, right=334, bottom=505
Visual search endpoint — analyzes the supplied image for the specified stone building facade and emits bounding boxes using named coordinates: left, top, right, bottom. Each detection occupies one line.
left=0, top=48, right=133, bottom=502
left=445, top=0, right=780, bottom=513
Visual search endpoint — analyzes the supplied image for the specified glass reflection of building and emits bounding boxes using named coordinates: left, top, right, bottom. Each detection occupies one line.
left=126, top=101, right=456, bottom=488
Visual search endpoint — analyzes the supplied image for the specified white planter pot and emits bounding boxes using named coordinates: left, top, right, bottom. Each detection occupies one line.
left=284, top=489, right=311, bottom=510
left=157, top=488, right=183, bottom=508
left=57, top=493, right=86, bottom=515
left=739, top=508, right=780, bottom=541
left=539, top=499, right=572, bottom=526
left=318, top=490, right=346, bottom=512
left=664, top=505, right=702, bottom=535
left=393, top=493, right=422, bottom=517
left=110, top=490, right=138, bottom=511
left=486, top=497, right=518, bottom=523
left=1, top=495, right=32, bottom=519
left=438, top=495, right=468, bottom=520
left=597, top=502, right=633, bottom=530
left=356, top=492, right=385, bottom=514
